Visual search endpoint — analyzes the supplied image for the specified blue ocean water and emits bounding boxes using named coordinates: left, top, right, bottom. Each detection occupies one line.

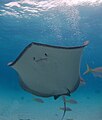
left=0, top=0, right=102, bottom=120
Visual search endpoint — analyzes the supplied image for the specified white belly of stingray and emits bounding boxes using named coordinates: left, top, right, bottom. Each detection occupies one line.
left=8, top=42, right=88, bottom=97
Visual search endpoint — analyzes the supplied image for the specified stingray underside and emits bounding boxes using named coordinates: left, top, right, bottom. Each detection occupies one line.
left=8, top=41, right=89, bottom=98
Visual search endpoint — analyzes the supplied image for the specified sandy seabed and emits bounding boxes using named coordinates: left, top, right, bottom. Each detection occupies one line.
left=0, top=87, right=102, bottom=120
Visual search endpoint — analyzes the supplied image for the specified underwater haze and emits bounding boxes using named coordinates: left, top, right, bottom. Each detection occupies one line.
left=0, top=0, right=102, bottom=120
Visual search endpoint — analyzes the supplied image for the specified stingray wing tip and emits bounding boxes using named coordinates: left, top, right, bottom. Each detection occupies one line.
left=83, top=40, right=89, bottom=46
left=8, top=62, right=13, bottom=66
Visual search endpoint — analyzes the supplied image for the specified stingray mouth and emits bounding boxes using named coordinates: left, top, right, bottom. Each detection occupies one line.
left=36, top=58, right=48, bottom=62
left=33, top=57, right=48, bottom=63
left=33, top=53, right=48, bottom=63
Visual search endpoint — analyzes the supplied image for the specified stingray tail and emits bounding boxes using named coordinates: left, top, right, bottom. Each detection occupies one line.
left=83, top=64, right=93, bottom=75
left=61, top=95, right=66, bottom=120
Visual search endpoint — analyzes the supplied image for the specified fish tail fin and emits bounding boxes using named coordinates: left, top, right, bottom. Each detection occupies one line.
left=83, top=64, right=92, bottom=75
left=61, top=95, right=66, bottom=120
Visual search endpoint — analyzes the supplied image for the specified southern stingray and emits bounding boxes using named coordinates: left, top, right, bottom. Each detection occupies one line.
left=8, top=41, right=89, bottom=119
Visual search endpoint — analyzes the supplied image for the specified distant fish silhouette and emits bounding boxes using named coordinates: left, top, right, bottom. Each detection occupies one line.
left=33, top=98, right=44, bottom=103
left=84, top=64, right=102, bottom=78
left=66, top=98, right=78, bottom=104
left=60, top=106, right=72, bottom=111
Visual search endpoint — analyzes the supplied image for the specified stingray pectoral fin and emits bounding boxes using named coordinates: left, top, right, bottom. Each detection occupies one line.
left=19, top=78, right=31, bottom=93
left=54, top=89, right=71, bottom=100
left=67, top=88, right=71, bottom=96
left=54, top=88, right=71, bottom=100
left=54, top=95, right=61, bottom=100
left=8, top=62, right=13, bottom=66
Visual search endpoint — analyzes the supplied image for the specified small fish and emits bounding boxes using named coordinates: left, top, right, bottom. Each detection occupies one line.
left=83, top=64, right=102, bottom=78
left=66, top=98, right=78, bottom=104
left=33, top=98, right=44, bottom=103
left=60, top=107, right=72, bottom=111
